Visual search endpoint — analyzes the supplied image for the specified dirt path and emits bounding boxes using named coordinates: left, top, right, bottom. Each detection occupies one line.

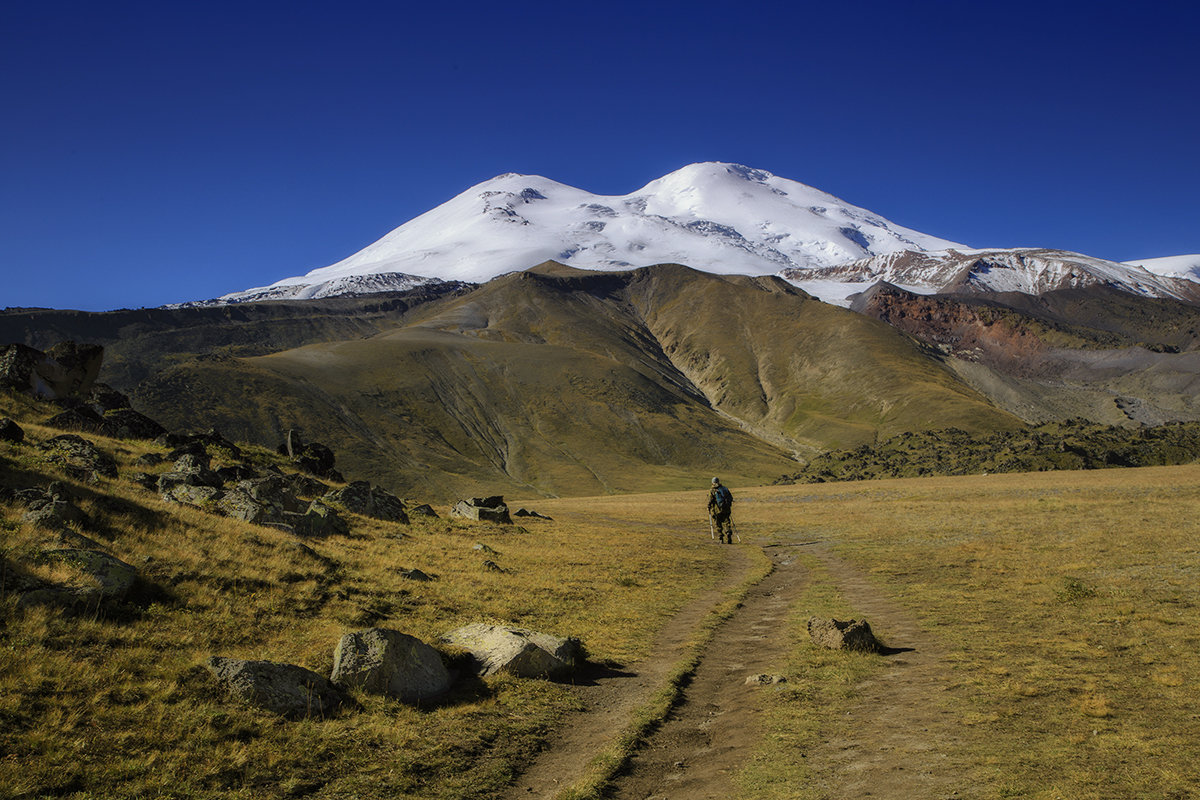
left=503, top=543, right=758, bottom=799
left=802, top=543, right=965, bottom=800
left=607, top=544, right=810, bottom=800
left=506, top=539, right=964, bottom=800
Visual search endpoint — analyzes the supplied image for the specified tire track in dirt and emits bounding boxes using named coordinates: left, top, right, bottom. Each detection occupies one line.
left=606, top=544, right=810, bottom=800
left=804, top=543, right=966, bottom=800
left=504, top=543, right=759, bottom=800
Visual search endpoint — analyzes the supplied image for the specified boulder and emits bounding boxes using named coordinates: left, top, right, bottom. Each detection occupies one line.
left=37, top=434, right=118, bottom=481
left=514, top=508, right=553, bottom=520
left=101, top=408, right=166, bottom=440
left=86, top=382, right=132, bottom=413
left=215, top=463, right=260, bottom=484
left=238, top=476, right=305, bottom=512
left=205, top=656, right=343, bottom=719
left=157, top=429, right=241, bottom=458
left=807, top=617, right=883, bottom=653
left=330, top=628, right=452, bottom=702
left=451, top=496, right=512, bottom=524
left=217, top=488, right=285, bottom=525
left=398, top=568, right=432, bottom=582
left=42, top=548, right=138, bottom=601
left=134, top=452, right=164, bottom=467
left=44, top=342, right=104, bottom=397
left=0, top=417, right=25, bottom=443
left=161, top=483, right=223, bottom=508
left=44, top=406, right=107, bottom=434
left=440, top=623, right=582, bottom=678
left=22, top=498, right=89, bottom=529
left=407, top=503, right=438, bottom=518
left=294, top=442, right=338, bottom=478
left=0, top=341, right=102, bottom=400
left=282, top=472, right=329, bottom=498
left=323, top=481, right=407, bottom=523
left=290, top=501, right=349, bottom=538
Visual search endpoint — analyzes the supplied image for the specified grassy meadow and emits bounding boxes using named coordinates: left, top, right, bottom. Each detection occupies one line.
left=3, top=389, right=1198, bottom=800
left=733, top=468, right=1200, bottom=800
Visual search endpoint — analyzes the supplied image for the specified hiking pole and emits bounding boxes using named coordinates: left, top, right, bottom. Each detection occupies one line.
left=732, top=518, right=742, bottom=543
left=708, top=515, right=715, bottom=540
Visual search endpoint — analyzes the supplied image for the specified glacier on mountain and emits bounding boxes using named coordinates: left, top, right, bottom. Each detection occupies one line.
left=210, top=162, right=1198, bottom=309
left=216, top=162, right=962, bottom=302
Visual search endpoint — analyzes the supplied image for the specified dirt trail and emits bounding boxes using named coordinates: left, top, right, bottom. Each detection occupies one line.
left=803, top=543, right=965, bottom=800
left=504, top=543, right=759, bottom=799
left=608, top=544, right=810, bottom=800
left=506, top=539, right=964, bottom=800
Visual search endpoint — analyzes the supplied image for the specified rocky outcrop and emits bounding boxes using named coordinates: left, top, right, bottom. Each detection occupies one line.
left=19, top=548, right=140, bottom=609
left=37, top=434, right=118, bottom=482
left=807, top=617, right=882, bottom=653
left=0, top=341, right=103, bottom=400
left=289, top=501, right=349, bottom=538
left=0, top=417, right=24, bottom=442
left=451, top=496, right=512, bottom=524
left=440, top=623, right=582, bottom=678
left=330, top=628, right=451, bottom=702
left=100, top=408, right=167, bottom=440
left=323, top=481, right=407, bottom=523
left=279, top=431, right=342, bottom=481
left=205, top=656, right=344, bottom=719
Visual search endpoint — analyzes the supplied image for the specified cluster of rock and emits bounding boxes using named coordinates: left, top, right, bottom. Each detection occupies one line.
left=2, top=480, right=142, bottom=609
left=278, top=429, right=343, bottom=482
left=205, top=623, right=582, bottom=719
left=807, top=616, right=884, bottom=653
left=1, top=342, right=165, bottom=440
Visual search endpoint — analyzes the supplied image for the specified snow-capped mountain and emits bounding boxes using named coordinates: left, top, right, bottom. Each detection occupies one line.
left=213, top=272, right=443, bottom=305
left=1125, top=254, right=1200, bottom=283
left=782, top=248, right=1200, bottom=307
left=217, top=162, right=963, bottom=302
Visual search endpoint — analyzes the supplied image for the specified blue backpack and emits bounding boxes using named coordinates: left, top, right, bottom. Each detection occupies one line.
left=714, top=485, right=732, bottom=512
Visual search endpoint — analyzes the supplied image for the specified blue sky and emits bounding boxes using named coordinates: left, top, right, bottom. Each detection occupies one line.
left=3, top=0, right=1198, bottom=311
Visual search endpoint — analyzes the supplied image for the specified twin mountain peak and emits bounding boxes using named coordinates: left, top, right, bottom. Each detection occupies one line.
left=211, top=162, right=1200, bottom=308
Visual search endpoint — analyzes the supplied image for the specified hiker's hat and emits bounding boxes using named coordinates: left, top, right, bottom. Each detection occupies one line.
left=712, top=477, right=720, bottom=485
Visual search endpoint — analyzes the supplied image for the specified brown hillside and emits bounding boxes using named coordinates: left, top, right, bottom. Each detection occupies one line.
left=133, top=264, right=1021, bottom=498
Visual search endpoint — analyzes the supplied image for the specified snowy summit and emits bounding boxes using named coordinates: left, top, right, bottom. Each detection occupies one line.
left=217, top=162, right=962, bottom=303
left=212, top=162, right=1199, bottom=307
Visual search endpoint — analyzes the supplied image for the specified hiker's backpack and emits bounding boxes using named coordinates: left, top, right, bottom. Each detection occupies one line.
left=714, top=485, right=732, bottom=513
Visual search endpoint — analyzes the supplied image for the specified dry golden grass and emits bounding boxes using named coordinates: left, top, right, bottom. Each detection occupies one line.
left=732, top=467, right=1200, bottom=799
left=3, top=388, right=1198, bottom=800
left=0, top=416, right=727, bottom=800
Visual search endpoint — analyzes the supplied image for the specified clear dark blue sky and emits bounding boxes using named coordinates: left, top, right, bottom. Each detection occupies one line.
left=3, top=0, right=1198, bottom=311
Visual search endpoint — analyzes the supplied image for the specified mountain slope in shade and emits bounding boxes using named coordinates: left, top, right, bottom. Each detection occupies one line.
left=783, top=248, right=1200, bottom=307
left=218, top=162, right=963, bottom=301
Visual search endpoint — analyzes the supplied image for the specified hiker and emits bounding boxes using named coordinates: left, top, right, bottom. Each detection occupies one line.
left=708, top=477, right=735, bottom=544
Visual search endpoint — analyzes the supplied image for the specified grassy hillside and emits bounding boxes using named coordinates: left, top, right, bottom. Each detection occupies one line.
left=131, top=264, right=1022, bottom=498
left=4, top=387, right=1197, bottom=798
left=0, top=391, right=727, bottom=799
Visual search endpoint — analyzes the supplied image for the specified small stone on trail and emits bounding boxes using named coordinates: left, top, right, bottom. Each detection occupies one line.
left=807, top=616, right=883, bottom=653
left=745, top=673, right=787, bottom=686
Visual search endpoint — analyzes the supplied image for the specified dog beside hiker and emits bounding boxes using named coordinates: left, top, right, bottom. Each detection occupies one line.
left=707, top=477, right=736, bottom=543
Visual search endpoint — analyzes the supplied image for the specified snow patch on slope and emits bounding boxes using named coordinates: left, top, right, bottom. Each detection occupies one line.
left=1125, top=254, right=1200, bottom=283
left=782, top=248, right=1200, bottom=307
